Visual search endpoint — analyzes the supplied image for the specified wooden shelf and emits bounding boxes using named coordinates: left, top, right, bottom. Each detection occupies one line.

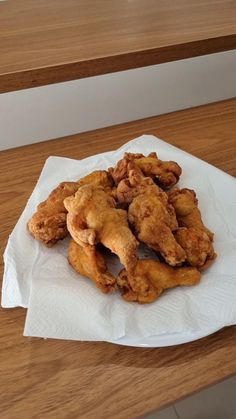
left=0, top=0, right=235, bottom=92
left=0, top=99, right=236, bottom=418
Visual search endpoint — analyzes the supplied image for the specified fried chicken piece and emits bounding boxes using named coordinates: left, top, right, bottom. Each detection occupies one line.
left=77, top=170, right=114, bottom=190
left=168, top=188, right=214, bottom=240
left=118, top=259, right=201, bottom=303
left=116, top=166, right=186, bottom=266
left=77, top=170, right=117, bottom=201
left=174, top=227, right=216, bottom=269
left=28, top=170, right=115, bottom=247
left=68, top=239, right=116, bottom=293
left=117, top=164, right=163, bottom=205
left=109, top=152, right=181, bottom=189
left=108, top=153, right=144, bottom=185
left=28, top=182, right=80, bottom=246
left=64, top=185, right=138, bottom=273
left=133, top=152, right=182, bottom=189
left=128, top=192, right=186, bottom=266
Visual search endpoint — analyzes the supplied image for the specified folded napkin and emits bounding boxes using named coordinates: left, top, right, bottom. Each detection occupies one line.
left=2, top=135, right=236, bottom=344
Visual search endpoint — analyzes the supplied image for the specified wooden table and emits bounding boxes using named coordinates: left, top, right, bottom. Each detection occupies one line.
left=0, top=99, right=236, bottom=418
left=1, top=0, right=236, bottom=92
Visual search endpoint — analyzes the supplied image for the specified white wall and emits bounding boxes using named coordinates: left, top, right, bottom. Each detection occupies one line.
left=0, top=50, right=235, bottom=151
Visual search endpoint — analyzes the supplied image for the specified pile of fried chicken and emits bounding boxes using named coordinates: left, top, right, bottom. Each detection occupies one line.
left=27, top=152, right=216, bottom=303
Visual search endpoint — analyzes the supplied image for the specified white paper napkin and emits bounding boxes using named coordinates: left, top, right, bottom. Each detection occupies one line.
left=2, top=135, right=236, bottom=343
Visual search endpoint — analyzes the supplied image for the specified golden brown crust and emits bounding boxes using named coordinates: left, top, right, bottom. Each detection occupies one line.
left=77, top=170, right=114, bottom=190
left=109, top=152, right=182, bottom=189
left=174, top=227, right=216, bottom=269
left=27, top=171, right=115, bottom=247
left=118, top=259, right=201, bottom=303
left=28, top=182, right=79, bottom=246
left=64, top=185, right=138, bottom=273
left=168, top=188, right=214, bottom=240
left=116, top=165, right=162, bottom=204
left=68, top=239, right=116, bottom=293
left=128, top=193, right=186, bottom=266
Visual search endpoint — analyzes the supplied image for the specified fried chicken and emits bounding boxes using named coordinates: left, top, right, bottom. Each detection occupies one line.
left=68, top=239, right=116, bottom=293
left=168, top=188, right=214, bottom=240
left=28, top=182, right=80, bottom=246
left=64, top=185, right=138, bottom=273
left=174, top=227, right=216, bottom=269
left=116, top=166, right=186, bottom=266
left=116, top=164, right=163, bottom=205
left=27, top=170, right=115, bottom=247
left=77, top=170, right=114, bottom=190
left=109, top=152, right=181, bottom=189
left=118, top=259, right=201, bottom=303
left=108, top=153, right=143, bottom=185
left=128, top=192, right=186, bottom=266
left=27, top=151, right=216, bottom=307
left=133, top=152, right=182, bottom=189
left=77, top=169, right=118, bottom=202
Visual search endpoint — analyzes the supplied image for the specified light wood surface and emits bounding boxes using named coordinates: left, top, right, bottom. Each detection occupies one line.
left=0, top=99, right=236, bottom=418
left=1, top=0, right=236, bottom=92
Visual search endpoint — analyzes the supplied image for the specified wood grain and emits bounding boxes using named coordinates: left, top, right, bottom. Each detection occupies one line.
left=1, top=0, right=236, bottom=92
left=0, top=99, right=236, bottom=418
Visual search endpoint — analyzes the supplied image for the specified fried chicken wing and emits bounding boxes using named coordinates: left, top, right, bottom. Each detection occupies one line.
left=117, top=164, right=163, bottom=205
left=64, top=185, right=138, bottom=272
left=28, top=170, right=115, bottom=247
left=174, top=227, right=216, bottom=269
left=108, top=153, right=144, bottom=185
left=118, top=259, right=201, bottom=303
left=116, top=167, right=186, bottom=266
left=109, top=152, right=181, bottom=189
left=168, top=188, right=214, bottom=240
left=78, top=169, right=118, bottom=202
left=128, top=193, right=186, bottom=266
left=133, top=152, right=182, bottom=189
left=68, top=239, right=116, bottom=293
left=28, top=182, right=80, bottom=246
left=77, top=170, right=114, bottom=190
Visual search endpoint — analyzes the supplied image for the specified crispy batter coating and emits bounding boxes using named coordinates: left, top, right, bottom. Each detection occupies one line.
left=117, top=164, right=163, bottom=205
left=108, top=153, right=143, bottom=185
left=68, top=239, right=116, bottom=293
left=77, top=170, right=114, bottom=190
left=168, top=188, right=214, bottom=240
left=119, top=167, right=186, bottom=266
left=174, top=227, right=216, bottom=269
left=77, top=170, right=117, bottom=202
left=109, top=152, right=181, bottom=189
left=118, top=259, right=201, bottom=303
left=134, top=152, right=182, bottom=189
left=28, top=170, right=114, bottom=247
left=128, top=192, right=186, bottom=266
left=28, top=182, right=79, bottom=246
left=64, top=185, right=138, bottom=273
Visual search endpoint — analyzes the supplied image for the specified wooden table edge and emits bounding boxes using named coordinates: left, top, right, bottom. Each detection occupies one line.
left=146, top=366, right=236, bottom=416
left=1, top=34, right=236, bottom=93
